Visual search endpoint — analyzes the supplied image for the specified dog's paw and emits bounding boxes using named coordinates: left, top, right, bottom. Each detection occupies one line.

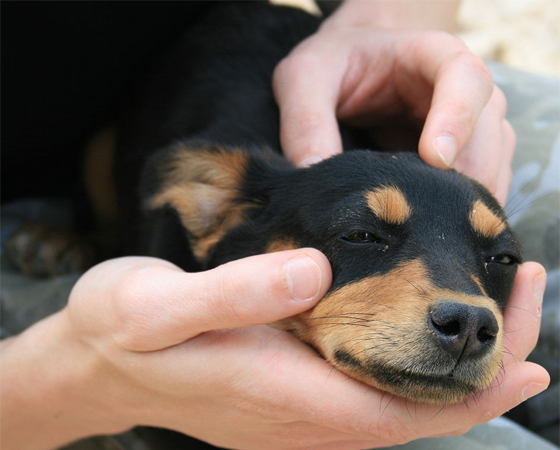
left=5, top=223, right=96, bottom=277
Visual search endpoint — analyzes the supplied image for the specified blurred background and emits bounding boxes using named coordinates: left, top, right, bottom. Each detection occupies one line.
left=458, top=0, right=559, bottom=78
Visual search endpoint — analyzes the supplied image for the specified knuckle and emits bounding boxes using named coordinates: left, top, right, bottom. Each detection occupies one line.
left=491, top=86, right=508, bottom=116
left=206, top=268, right=248, bottom=325
left=421, top=31, right=476, bottom=62
left=456, top=50, right=493, bottom=83
left=444, top=98, right=476, bottom=125
left=423, top=30, right=465, bottom=47
left=412, top=31, right=494, bottom=91
left=441, top=48, right=494, bottom=96
left=112, top=265, right=154, bottom=311
left=110, top=267, right=162, bottom=348
left=472, top=55, right=493, bottom=84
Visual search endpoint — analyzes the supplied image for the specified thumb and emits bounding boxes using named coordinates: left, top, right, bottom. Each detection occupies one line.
left=101, top=250, right=332, bottom=351
left=188, top=248, right=332, bottom=334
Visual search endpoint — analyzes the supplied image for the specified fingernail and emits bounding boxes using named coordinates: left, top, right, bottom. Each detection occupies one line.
left=284, top=256, right=323, bottom=301
left=299, top=155, right=323, bottom=168
left=433, top=134, right=458, bottom=167
left=521, top=383, right=548, bottom=401
left=534, top=272, right=546, bottom=305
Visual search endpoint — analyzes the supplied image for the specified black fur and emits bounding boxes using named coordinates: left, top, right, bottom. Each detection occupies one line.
left=112, top=2, right=521, bottom=445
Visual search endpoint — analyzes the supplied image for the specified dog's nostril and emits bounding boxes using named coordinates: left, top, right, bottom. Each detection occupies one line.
left=429, top=302, right=499, bottom=360
left=477, top=326, right=496, bottom=343
left=431, top=318, right=461, bottom=337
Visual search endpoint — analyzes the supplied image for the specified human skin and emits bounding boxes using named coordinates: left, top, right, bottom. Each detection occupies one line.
left=0, top=2, right=547, bottom=449
left=273, top=0, right=515, bottom=205
left=0, top=253, right=549, bottom=450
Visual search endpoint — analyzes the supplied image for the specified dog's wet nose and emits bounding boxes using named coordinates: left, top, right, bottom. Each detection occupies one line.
left=429, top=302, right=499, bottom=360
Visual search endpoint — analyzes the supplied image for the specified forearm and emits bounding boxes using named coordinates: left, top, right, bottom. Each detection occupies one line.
left=323, top=0, right=461, bottom=32
left=0, top=312, right=131, bottom=450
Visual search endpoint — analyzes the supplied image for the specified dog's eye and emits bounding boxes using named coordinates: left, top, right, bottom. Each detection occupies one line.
left=341, top=231, right=387, bottom=248
left=486, top=254, right=517, bottom=266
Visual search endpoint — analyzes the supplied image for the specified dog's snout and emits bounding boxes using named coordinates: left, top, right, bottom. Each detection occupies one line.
left=429, top=302, right=499, bottom=360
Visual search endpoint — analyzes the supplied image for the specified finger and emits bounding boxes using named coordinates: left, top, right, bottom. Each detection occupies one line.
left=414, top=33, right=495, bottom=168
left=493, top=119, right=516, bottom=206
left=111, top=250, right=332, bottom=351
left=319, top=364, right=548, bottom=444
left=157, top=319, right=547, bottom=446
left=473, top=361, right=550, bottom=419
left=273, top=46, right=344, bottom=166
left=451, top=87, right=512, bottom=199
left=502, top=262, right=546, bottom=363
left=381, top=361, right=549, bottom=443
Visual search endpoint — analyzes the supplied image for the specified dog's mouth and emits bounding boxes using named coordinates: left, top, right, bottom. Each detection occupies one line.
left=277, top=307, right=504, bottom=405
left=275, top=259, right=506, bottom=405
left=330, top=348, right=500, bottom=405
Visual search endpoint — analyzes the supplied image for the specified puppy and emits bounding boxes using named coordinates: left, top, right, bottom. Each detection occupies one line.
left=9, top=3, right=521, bottom=405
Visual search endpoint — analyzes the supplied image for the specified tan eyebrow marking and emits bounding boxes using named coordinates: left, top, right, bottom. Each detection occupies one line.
left=366, top=186, right=411, bottom=225
left=470, top=200, right=506, bottom=238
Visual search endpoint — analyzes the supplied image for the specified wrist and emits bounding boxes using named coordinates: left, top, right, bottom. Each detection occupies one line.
left=1, top=311, right=133, bottom=450
left=322, top=0, right=460, bottom=32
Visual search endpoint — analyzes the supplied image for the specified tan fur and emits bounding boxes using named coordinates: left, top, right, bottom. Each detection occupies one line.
left=149, top=144, right=250, bottom=261
left=470, top=199, right=506, bottom=238
left=265, top=238, right=299, bottom=254
left=471, top=274, right=489, bottom=296
left=275, top=259, right=503, bottom=404
left=366, top=185, right=411, bottom=225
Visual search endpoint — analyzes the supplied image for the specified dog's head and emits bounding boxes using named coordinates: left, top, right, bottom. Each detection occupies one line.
left=145, top=142, right=521, bottom=404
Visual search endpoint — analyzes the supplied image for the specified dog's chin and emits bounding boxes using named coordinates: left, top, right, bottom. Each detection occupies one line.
left=330, top=353, right=500, bottom=405
left=352, top=367, right=478, bottom=405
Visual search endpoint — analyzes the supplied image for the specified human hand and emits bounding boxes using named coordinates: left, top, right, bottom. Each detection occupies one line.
left=2, top=256, right=548, bottom=450
left=273, top=23, right=515, bottom=205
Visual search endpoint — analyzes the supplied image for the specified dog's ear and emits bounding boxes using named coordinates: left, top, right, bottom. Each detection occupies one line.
left=145, top=142, right=274, bottom=261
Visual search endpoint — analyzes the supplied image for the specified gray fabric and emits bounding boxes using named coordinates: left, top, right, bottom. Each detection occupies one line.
left=56, top=418, right=560, bottom=450
left=1, top=62, right=558, bottom=449
left=385, top=417, right=559, bottom=450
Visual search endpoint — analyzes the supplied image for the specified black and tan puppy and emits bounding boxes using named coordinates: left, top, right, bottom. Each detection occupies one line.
left=9, top=3, right=521, bottom=405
